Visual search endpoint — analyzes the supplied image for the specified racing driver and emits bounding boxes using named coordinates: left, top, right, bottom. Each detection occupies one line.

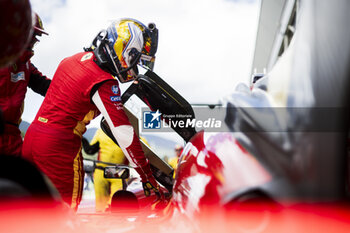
left=0, top=13, right=50, bottom=156
left=22, top=18, right=162, bottom=210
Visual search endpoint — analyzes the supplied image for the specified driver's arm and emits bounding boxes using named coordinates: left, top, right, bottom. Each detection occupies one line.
left=28, top=63, right=51, bottom=96
left=91, top=80, right=159, bottom=194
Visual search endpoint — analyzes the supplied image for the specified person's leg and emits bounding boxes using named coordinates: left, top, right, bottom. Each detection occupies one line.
left=23, top=124, right=84, bottom=211
left=94, top=169, right=110, bottom=212
left=36, top=144, right=84, bottom=210
left=0, top=128, right=22, bottom=156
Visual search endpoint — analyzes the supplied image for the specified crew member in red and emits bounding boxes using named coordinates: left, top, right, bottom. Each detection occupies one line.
left=0, top=13, right=50, bottom=156
left=22, top=18, right=161, bottom=210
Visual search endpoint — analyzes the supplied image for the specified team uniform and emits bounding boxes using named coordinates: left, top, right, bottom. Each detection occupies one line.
left=22, top=52, right=150, bottom=210
left=0, top=57, right=50, bottom=156
left=90, top=128, right=126, bottom=212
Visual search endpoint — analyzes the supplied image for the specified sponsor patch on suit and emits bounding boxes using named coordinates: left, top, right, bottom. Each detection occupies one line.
left=81, top=52, right=93, bottom=61
left=110, top=96, right=121, bottom=102
left=10, top=72, right=25, bottom=82
left=111, top=85, right=119, bottom=94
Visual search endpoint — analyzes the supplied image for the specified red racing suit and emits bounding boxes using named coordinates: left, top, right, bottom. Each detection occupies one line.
left=0, top=55, right=50, bottom=156
left=22, top=52, right=154, bottom=210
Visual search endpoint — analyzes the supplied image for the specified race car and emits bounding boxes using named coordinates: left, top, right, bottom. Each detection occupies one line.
left=99, top=0, right=350, bottom=232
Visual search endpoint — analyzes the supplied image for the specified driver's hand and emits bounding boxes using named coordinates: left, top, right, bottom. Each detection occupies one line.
left=135, top=162, right=164, bottom=200
left=143, top=176, right=168, bottom=210
left=142, top=176, right=164, bottom=200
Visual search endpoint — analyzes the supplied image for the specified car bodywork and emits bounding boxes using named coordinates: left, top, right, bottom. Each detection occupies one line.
left=108, top=0, right=350, bottom=230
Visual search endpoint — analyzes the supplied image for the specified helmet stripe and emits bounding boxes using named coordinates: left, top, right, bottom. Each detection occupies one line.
left=122, top=22, right=135, bottom=59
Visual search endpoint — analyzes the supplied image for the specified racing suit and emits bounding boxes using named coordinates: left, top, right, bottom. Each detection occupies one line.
left=22, top=52, right=154, bottom=210
left=0, top=54, right=50, bottom=156
left=89, top=128, right=126, bottom=212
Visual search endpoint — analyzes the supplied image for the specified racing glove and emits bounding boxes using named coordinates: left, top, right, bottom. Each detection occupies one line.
left=135, top=162, right=163, bottom=199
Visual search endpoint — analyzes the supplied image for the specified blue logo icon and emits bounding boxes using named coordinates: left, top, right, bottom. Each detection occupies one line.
left=143, top=110, right=161, bottom=129
left=111, top=85, right=119, bottom=94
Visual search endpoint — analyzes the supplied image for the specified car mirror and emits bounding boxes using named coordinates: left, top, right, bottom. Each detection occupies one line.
left=104, top=166, right=130, bottom=179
